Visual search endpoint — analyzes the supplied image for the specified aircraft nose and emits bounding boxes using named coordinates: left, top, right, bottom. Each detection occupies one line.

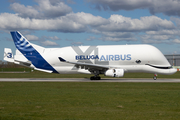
left=170, top=68, right=177, bottom=74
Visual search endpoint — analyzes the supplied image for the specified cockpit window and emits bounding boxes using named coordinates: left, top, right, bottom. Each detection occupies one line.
left=168, top=66, right=173, bottom=69
left=146, top=64, right=173, bottom=69
left=136, top=60, right=141, bottom=64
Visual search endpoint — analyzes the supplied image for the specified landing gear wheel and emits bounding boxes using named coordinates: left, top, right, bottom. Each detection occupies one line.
left=90, top=76, right=94, bottom=80
left=153, top=74, right=157, bottom=80
left=97, top=76, right=101, bottom=80
left=90, top=76, right=101, bottom=80
left=153, top=76, right=157, bottom=80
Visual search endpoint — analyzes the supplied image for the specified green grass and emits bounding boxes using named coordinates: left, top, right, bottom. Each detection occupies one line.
left=0, top=82, right=180, bottom=120
left=0, top=68, right=180, bottom=78
left=0, top=68, right=32, bottom=72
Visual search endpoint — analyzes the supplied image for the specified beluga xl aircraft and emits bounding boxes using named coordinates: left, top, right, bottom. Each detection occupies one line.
left=4, top=31, right=177, bottom=80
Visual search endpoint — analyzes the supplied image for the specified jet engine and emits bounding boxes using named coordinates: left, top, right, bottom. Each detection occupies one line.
left=104, top=69, right=124, bottom=77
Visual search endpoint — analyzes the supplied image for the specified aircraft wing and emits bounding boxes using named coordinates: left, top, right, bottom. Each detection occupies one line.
left=58, top=57, right=109, bottom=71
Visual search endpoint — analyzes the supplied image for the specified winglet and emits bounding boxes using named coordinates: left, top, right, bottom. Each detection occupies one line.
left=59, top=57, right=66, bottom=62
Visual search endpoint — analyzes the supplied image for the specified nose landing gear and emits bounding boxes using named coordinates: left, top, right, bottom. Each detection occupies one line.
left=153, top=74, right=157, bottom=80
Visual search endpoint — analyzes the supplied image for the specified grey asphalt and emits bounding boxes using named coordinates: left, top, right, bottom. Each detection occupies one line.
left=0, top=78, right=180, bottom=82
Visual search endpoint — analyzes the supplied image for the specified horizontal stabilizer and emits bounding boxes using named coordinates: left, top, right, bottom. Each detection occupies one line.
left=14, top=60, right=32, bottom=67
left=4, top=48, right=14, bottom=63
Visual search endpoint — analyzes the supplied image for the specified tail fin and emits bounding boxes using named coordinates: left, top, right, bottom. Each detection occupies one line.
left=10, top=31, right=58, bottom=73
left=10, top=31, right=39, bottom=54
left=4, top=48, right=14, bottom=63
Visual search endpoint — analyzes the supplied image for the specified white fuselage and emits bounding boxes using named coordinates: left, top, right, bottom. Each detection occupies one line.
left=40, top=44, right=177, bottom=75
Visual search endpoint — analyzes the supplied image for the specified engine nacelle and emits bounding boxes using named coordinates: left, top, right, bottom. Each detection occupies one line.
left=104, top=69, right=124, bottom=77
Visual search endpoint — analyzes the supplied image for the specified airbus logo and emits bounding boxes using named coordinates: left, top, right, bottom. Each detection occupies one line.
left=99, top=54, right=131, bottom=61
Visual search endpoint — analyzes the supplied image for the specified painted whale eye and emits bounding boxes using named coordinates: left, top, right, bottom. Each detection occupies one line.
left=136, top=60, right=141, bottom=64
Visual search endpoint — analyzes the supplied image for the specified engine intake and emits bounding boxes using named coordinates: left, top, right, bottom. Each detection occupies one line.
left=104, top=69, right=124, bottom=77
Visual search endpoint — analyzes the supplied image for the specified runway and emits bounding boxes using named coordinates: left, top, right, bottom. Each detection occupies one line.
left=0, top=78, right=180, bottom=82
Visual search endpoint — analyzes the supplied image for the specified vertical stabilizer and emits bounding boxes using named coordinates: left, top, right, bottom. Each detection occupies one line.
left=10, top=31, right=58, bottom=73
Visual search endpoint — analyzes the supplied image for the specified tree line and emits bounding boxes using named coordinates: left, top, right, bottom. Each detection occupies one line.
left=0, top=60, right=25, bottom=68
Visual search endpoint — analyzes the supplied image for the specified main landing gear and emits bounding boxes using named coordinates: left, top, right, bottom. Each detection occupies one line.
left=90, top=71, right=101, bottom=80
left=90, top=76, right=101, bottom=80
left=153, top=74, right=157, bottom=80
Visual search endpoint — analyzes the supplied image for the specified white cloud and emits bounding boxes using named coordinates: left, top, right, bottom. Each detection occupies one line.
left=99, top=36, right=137, bottom=42
left=41, top=40, right=58, bottom=46
left=11, top=3, right=39, bottom=19
left=96, top=15, right=175, bottom=32
left=146, top=30, right=180, bottom=35
left=65, top=12, right=109, bottom=27
left=24, top=34, right=61, bottom=43
left=49, top=36, right=60, bottom=40
left=88, top=0, right=152, bottom=11
left=86, top=36, right=96, bottom=41
left=172, top=39, right=180, bottom=44
left=171, top=17, right=180, bottom=27
left=141, top=34, right=173, bottom=41
left=25, top=35, right=39, bottom=41
left=0, top=11, right=110, bottom=33
left=11, top=0, right=72, bottom=19
left=91, top=31, right=137, bottom=42
left=89, top=15, right=175, bottom=42
left=0, top=13, right=86, bottom=32
left=0, top=1, right=179, bottom=44
left=71, top=42, right=83, bottom=45
left=88, top=0, right=180, bottom=17
left=149, top=0, right=180, bottom=16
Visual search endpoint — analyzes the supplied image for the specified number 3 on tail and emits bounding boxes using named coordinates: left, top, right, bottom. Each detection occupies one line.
left=7, top=53, right=12, bottom=58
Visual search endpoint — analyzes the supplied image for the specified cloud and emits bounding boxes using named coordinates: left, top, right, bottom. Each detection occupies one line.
left=1, top=0, right=175, bottom=35
left=96, top=15, right=175, bottom=32
left=10, top=0, right=72, bottom=19
left=172, top=39, right=180, bottom=44
left=65, top=12, right=109, bottom=27
left=171, top=17, right=180, bottom=27
left=88, top=0, right=152, bottom=11
left=1, top=0, right=180, bottom=44
left=23, top=33, right=61, bottom=45
left=146, top=30, right=180, bottom=35
left=149, top=0, right=180, bottom=16
left=41, top=40, right=58, bottom=46
left=0, top=13, right=86, bottom=32
left=49, top=36, right=60, bottom=40
left=99, top=36, right=137, bottom=42
left=92, top=31, right=137, bottom=42
left=25, top=35, right=39, bottom=41
left=140, top=33, right=177, bottom=44
left=0, top=12, right=109, bottom=32
left=67, top=0, right=76, bottom=4
left=86, top=36, right=96, bottom=41
left=89, top=15, right=175, bottom=42
left=88, top=0, right=180, bottom=17
left=71, top=42, right=83, bottom=45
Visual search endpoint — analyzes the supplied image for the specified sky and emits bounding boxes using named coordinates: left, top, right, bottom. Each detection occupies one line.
left=1, top=0, right=180, bottom=61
